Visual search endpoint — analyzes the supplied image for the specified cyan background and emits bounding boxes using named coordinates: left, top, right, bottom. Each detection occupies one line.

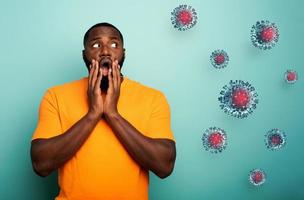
left=1, top=0, right=303, bottom=199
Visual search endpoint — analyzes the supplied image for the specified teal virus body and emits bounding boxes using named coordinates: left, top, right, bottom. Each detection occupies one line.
left=218, top=80, right=259, bottom=119
left=251, top=20, right=279, bottom=50
left=171, top=5, right=197, bottom=31
left=202, top=127, right=227, bottom=153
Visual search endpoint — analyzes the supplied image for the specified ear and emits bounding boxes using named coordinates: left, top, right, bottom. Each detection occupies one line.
left=82, top=50, right=85, bottom=59
left=82, top=50, right=91, bottom=71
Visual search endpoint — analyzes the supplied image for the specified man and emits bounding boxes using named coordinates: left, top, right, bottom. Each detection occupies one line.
left=30, top=22, right=176, bottom=200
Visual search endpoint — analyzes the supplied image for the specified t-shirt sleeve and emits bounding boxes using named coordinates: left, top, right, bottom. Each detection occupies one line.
left=145, top=92, right=175, bottom=141
left=32, top=89, right=63, bottom=140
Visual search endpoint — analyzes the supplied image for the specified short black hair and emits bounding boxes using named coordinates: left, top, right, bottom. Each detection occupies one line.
left=83, top=22, right=124, bottom=47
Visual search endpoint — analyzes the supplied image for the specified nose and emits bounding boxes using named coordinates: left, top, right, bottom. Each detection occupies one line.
left=99, top=45, right=111, bottom=57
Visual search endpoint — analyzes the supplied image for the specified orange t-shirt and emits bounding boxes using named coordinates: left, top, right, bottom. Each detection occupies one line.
left=32, top=77, right=174, bottom=200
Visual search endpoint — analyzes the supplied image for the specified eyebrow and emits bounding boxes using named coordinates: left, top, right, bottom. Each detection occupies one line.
left=89, top=36, right=121, bottom=42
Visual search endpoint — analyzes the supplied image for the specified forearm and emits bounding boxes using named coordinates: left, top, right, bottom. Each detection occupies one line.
left=31, top=112, right=99, bottom=177
left=105, top=113, right=176, bottom=178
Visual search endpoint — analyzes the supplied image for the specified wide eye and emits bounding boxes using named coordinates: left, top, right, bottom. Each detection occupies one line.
left=92, top=43, right=101, bottom=48
left=110, top=42, right=118, bottom=48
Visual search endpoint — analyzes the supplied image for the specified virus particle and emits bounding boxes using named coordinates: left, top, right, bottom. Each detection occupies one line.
left=284, top=70, right=298, bottom=84
left=218, top=80, right=259, bottom=118
left=265, top=128, right=286, bottom=150
left=202, top=127, right=227, bottom=153
left=251, top=20, right=279, bottom=50
left=210, top=50, right=229, bottom=69
left=171, top=5, right=197, bottom=31
left=249, top=169, right=266, bottom=186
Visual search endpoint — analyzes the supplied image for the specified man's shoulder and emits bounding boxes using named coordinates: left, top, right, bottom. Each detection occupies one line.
left=47, top=77, right=87, bottom=94
left=125, top=77, right=164, bottom=98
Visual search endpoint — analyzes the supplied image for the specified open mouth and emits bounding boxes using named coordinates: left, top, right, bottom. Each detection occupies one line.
left=99, top=57, right=112, bottom=76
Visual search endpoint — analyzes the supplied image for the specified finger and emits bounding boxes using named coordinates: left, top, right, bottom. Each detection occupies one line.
left=112, top=60, right=118, bottom=89
left=115, top=60, right=121, bottom=82
left=117, top=64, right=121, bottom=86
left=91, top=60, right=99, bottom=89
left=115, top=60, right=120, bottom=85
left=94, top=68, right=103, bottom=93
left=108, top=68, right=114, bottom=93
left=116, top=61, right=120, bottom=90
left=89, top=60, right=96, bottom=91
left=88, top=64, right=93, bottom=90
left=115, top=61, right=121, bottom=90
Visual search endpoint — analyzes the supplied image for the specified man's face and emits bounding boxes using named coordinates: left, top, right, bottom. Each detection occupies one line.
left=82, top=26, right=125, bottom=91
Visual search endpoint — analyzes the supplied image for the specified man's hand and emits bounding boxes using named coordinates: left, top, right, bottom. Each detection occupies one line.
left=87, top=59, right=104, bottom=119
left=31, top=60, right=104, bottom=176
left=104, top=60, right=122, bottom=118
